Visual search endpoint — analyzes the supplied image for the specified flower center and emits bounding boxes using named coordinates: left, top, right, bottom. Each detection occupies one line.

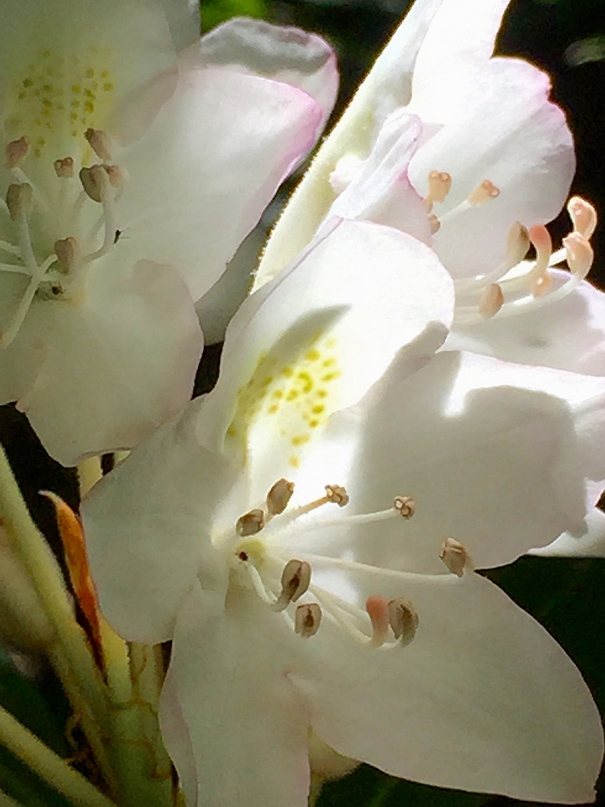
left=422, top=171, right=597, bottom=326
left=0, top=128, right=125, bottom=347
left=224, top=479, right=468, bottom=650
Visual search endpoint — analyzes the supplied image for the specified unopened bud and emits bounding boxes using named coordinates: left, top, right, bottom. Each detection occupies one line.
left=235, top=509, right=265, bottom=537
left=54, top=157, right=74, bottom=178
left=267, top=478, right=294, bottom=516
left=6, top=183, right=33, bottom=220
left=5, top=136, right=30, bottom=169
left=79, top=164, right=107, bottom=203
left=563, top=232, right=593, bottom=279
left=468, top=179, right=500, bottom=206
left=439, top=537, right=471, bottom=577
left=54, top=237, right=81, bottom=274
left=393, top=496, right=415, bottom=519
left=273, top=559, right=311, bottom=611
left=295, top=603, right=322, bottom=638
left=387, top=597, right=419, bottom=646
left=567, top=196, right=597, bottom=241
left=85, top=128, right=113, bottom=162
left=478, top=283, right=504, bottom=318
left=325, top=485, right=349, bottom=507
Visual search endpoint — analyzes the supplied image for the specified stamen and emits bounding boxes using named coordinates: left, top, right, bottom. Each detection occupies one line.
left=393, top=495, right=416, bottom=519
left=426, top=171, right=452, bottom=204
left=456, top=222, right=530, bottom=294
left=54, top=237, right=81, bottom=275
left=104, top=164, right=125, bottom=189
left=79, top=165, right=106, bottom=203
left=54, top=157, right=75, bottom=179
left=478, top=283, right=504, bottom=318
left=295, top=603, right=322, bottom=638
left=266, top=478, right=295, bottom=516
left=272, top=559, right=311, bottom=611
left=526, top=224, right=553, bottom=295
left=530, top=272, right=552, bottom=298
left=567, top=196, right=597, bottom=241
left=439, top=537, right=472, bottom=577
left=6, top=183, right=33, bottom=221
left=294, top=484, right=350, bottom=517
left=468, top=179, right=500, bottom=206
left=563, top=232, right=593, bottom=279
left=366, top=596, right=390, bottom=647
left=5, top=137, right=30, bottom=169
left=429, top=214, right=441, bottom=235
left=85, top=128, right=113, bottom=163
left=236, top=509, right=265, bottom=537
left=0, top=254, right=56, bottom=348
left=387, top=597, right=419, bottom=647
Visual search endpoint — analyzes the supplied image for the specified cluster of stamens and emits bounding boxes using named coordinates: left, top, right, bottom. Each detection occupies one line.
left=233, top=479, right=469, bottom=649
left=423, top=170, right=597, bottom=324
left=0, top=128, right=125, bottom=347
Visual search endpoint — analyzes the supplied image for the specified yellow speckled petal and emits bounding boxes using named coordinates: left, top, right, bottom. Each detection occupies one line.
left=197, top=218, right=454, bottom=498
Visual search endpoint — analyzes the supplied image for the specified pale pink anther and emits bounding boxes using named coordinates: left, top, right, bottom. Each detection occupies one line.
left=426, top=171, right=452, bottom=204
left=5, top=137, right=30, bottom=169
left=567, top=196, right=597, bottom=241
left=478, top=283, right=504, bottom=318
left=366, top=595, right=391, bottom=647
left=563, top=232, right=593, bottom=280
left=468, top=180, right=500, bottom=206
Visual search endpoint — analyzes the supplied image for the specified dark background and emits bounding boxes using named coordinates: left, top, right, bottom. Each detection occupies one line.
left=0, top=0, right=604, bottom=805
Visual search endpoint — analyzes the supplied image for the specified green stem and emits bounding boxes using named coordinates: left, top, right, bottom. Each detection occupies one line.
left=0, top=704, right=115, bottom=807
left=102, top=627, right=172, bottom=807
left=0, top=446, right=113, bottom=788
left=0, top=789, right=22, bottom=806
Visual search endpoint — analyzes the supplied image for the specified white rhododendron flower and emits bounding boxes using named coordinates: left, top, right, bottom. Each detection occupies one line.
left=84, top=218, right=605, bottom=807
left=255, top=0, right=605, bottom=556
left=0, top=0, right=337, bottom=466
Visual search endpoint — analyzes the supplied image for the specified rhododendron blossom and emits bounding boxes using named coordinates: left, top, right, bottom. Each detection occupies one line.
left=84, top=219, right=605, bottom=807
left=0, top=0, right=337, bottom=465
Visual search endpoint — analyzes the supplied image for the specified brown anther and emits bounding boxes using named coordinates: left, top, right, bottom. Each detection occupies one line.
left=478, top=283, right=505, bottom=318
left=439, top=537, right=471, bottom=577
left=295, top=603, right=322, bottom=638
left=563, top=232, right=593, bottom=279
left=387, top=597, right=419, bottom=646
left=267, top=478, right=295, bottom=516
left=426, top=171, right=452, bottom=204
left=54, top=157, right=74, bottom=178
left=6, top=183, right=33, bottom=220
left=273, top=559, right=312, bottom=611
left=325, top=485, right=349, bottom=507
left=85, top=128, right=113, bottom=162
left=530, top=272, right=552, bottom=298
left=54, top=237, right=81, bottom=274
left=393, top=496, right=415, bottom=519
left=567, top=196, right=597, bottom=241
left=235, top=509, right=265, bottom=537
left=79, top=164, right=108, bottom=203
left=468, top=179, right=500, bottom=206
left=366, top=595, right=390, bottom=647
left=506, top=221, right=530, bottom=266
left=429, top=214, right=441, bottom=235
left=103, top=164, right=125, bottom=188
left=5, top=136, right=30, bottom=169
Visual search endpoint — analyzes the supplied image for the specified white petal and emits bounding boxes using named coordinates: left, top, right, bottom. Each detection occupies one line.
left=529, top=507, right=605, bottom=558
left=409, top=60, right=574, bottom=280
left=160, top=0, right=200, bottom=51
left=327, top=111, right=431, bottom=244
left=292, top=350, right=605, bottom=572
left=193, top=17, right=338, bottom=128
left=0, top=0, right=176, bottom=157
left=292, top=564, right=603, bottom=804
left=159, top=667, right=198, bottom=805
left=255, top=0, right=448, bottom=284
left=446, top=273, right=605, bottom=375
left=118, top=65, right=324, bottom=301
left=12, top=260, right=202, bottom=466
left=83, top=399, right=229, bottom=643
left=410, top=0, right=511, bottom=123
left=164, top=582, right=310, bottom=807
left=197, top=219, right=453, bottom=501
